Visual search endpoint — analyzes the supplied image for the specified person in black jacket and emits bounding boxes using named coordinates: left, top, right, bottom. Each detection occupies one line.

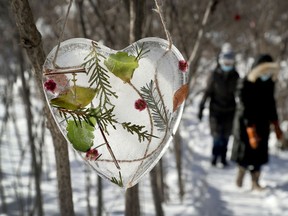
left=198, top=43, right=239, bottom=167
left=231, top=54, right=283, bottom=190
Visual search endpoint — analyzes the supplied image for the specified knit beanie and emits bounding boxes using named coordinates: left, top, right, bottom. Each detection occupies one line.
left=218, top=43, right=235, bottom=65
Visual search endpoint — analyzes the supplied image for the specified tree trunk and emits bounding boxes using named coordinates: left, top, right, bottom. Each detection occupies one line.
left=125, top=1, right=146, bottom=215
left=85, top=168, right=93, bottom=216
left=158, top=160, right=165, bottom=202
left=187, top=0, right=218, bottom=79
left=10, top=1, right=75, bottom=215
left=134, top=0, right=145, bottom=41
left=88, top=0, right=115, bottom=46
left=18, top=46, right=44, bottom=216
left=125, top=186, right=140, bottom=216
left=174, top=130, right=184, bottom=201
left=126, top=0, right=145, bottom=43
left=97, top=176, right=103, bottom=216
left=0, top=81, right=11, bottom=214
left=150, top=164, right=165, bottom=216
left=77, top=0, right=88, bottom=38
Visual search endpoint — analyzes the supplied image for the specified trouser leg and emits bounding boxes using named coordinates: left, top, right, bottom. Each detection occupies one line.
left=220, top=137, right=229, bottom=165
left=212, top=137, right=222, bottom=165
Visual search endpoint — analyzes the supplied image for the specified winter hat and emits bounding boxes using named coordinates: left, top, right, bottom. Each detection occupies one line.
left=247, top=54, right=279, bottom=82
left=218, top=43, right=235, bottom=65
left=251, top=54, right=273, bottom=69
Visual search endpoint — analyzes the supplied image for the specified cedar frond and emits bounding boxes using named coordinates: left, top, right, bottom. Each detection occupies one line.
left=82, top=42, right=118, bottom=110
left=140, top=80, right=171, bottom=131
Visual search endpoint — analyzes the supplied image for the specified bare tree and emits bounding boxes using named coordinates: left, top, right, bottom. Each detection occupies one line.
left=150, top=163, right=165, bottom=216
left=0, top=77, right=11, bottom=214
left=18, top=44, right=44, bottom=216
left=10, top=1, right=75, bottom=215
left=125, top=185, right=141, bottom=216
left=97, top=176, right=103, bottom=216
left=124, top=1, right=145, bottom=215
left=173, top=130, right=184, bottom=201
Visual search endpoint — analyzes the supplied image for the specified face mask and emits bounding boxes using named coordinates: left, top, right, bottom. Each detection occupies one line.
left=260, top=74, right=271, bottom=81
left=221, top=65, right=233, bottom=72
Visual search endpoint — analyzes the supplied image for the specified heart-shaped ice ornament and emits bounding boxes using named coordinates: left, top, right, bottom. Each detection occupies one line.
left=43, top=37, right=188, bottom=189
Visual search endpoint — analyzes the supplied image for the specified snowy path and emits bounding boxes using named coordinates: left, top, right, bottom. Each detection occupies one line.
left=1, top=83, right=288, bottom=216
left=180, top=100, right=288, bottom=216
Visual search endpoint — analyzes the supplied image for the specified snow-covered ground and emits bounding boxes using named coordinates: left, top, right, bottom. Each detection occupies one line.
left=1, top=79, right=288, bottom=216
left=177, top=97, right=288, bottom=216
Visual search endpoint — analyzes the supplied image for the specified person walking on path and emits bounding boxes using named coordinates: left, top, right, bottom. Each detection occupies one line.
left=198, top=43, right=239, bottom=167
left=231, top=54, right=283, bottom=190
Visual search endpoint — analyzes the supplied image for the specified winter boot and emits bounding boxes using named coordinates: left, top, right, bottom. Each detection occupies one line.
left=220, top=143, right=229, bottom=167
left=251, top=171, right=264, bottom=191
left=220, top=156, right=229, bottom=167
left=236, top=166, right=246, bottom=187
left=211, top=156, right=217, bottom=166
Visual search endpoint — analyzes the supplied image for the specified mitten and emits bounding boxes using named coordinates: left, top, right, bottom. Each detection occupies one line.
left=272, top=121, right=283, bottom=140
left=246, top=126, right=259, bottom=149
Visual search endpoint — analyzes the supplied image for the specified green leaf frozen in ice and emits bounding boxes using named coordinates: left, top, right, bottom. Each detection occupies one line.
left=50, top=86, right=97, bottom=110
left=66, top=118, right=96, bottom=152
left=104, top=52, right=139, bottom=82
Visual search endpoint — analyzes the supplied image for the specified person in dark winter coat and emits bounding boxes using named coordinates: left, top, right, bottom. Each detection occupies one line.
left=198, top=43, right=239, bottom=166
left=231, top=54, right=283, bottom=190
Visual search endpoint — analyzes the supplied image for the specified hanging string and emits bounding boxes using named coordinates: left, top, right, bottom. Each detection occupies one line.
left=52, top=0, right=74, bottom=67
left=154, top=0, right=172, bottom=50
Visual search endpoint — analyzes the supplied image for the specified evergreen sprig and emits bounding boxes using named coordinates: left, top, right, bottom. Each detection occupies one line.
left=57, top=107, right=117, bottom=132
left=89, top=107, right=117, bottom=133
left=121, top=122, right=155, bottom=142
left=58, top=108, right=92, bottom=127
left=57, top=105, right=154, bottom=141
left=133, top=42, right=150, bottom=61
left=82, top=42, right=118, bottom=109
left=140, top=80, right=170, bottom=131
left=111, top=171, right=123, bottom=187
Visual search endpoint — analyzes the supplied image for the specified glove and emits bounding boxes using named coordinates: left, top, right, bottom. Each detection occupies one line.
left=272, top=121, right=283, bottom=140
left=198, top=109, right=203, bottom=121
left=198, top=99, right=206, bottom=121
left=246, top=126, right=259, bottom=149
left=198, top=104, right=205, bottom=121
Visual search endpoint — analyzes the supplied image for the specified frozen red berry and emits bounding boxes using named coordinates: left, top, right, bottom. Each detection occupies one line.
left=44, top=79, right=57, bottom=92
left=179, top=60, right=188, bottom=72
left=134, top=99, right=147, bottom=111
left=86, top=148, right=100, bottom=161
